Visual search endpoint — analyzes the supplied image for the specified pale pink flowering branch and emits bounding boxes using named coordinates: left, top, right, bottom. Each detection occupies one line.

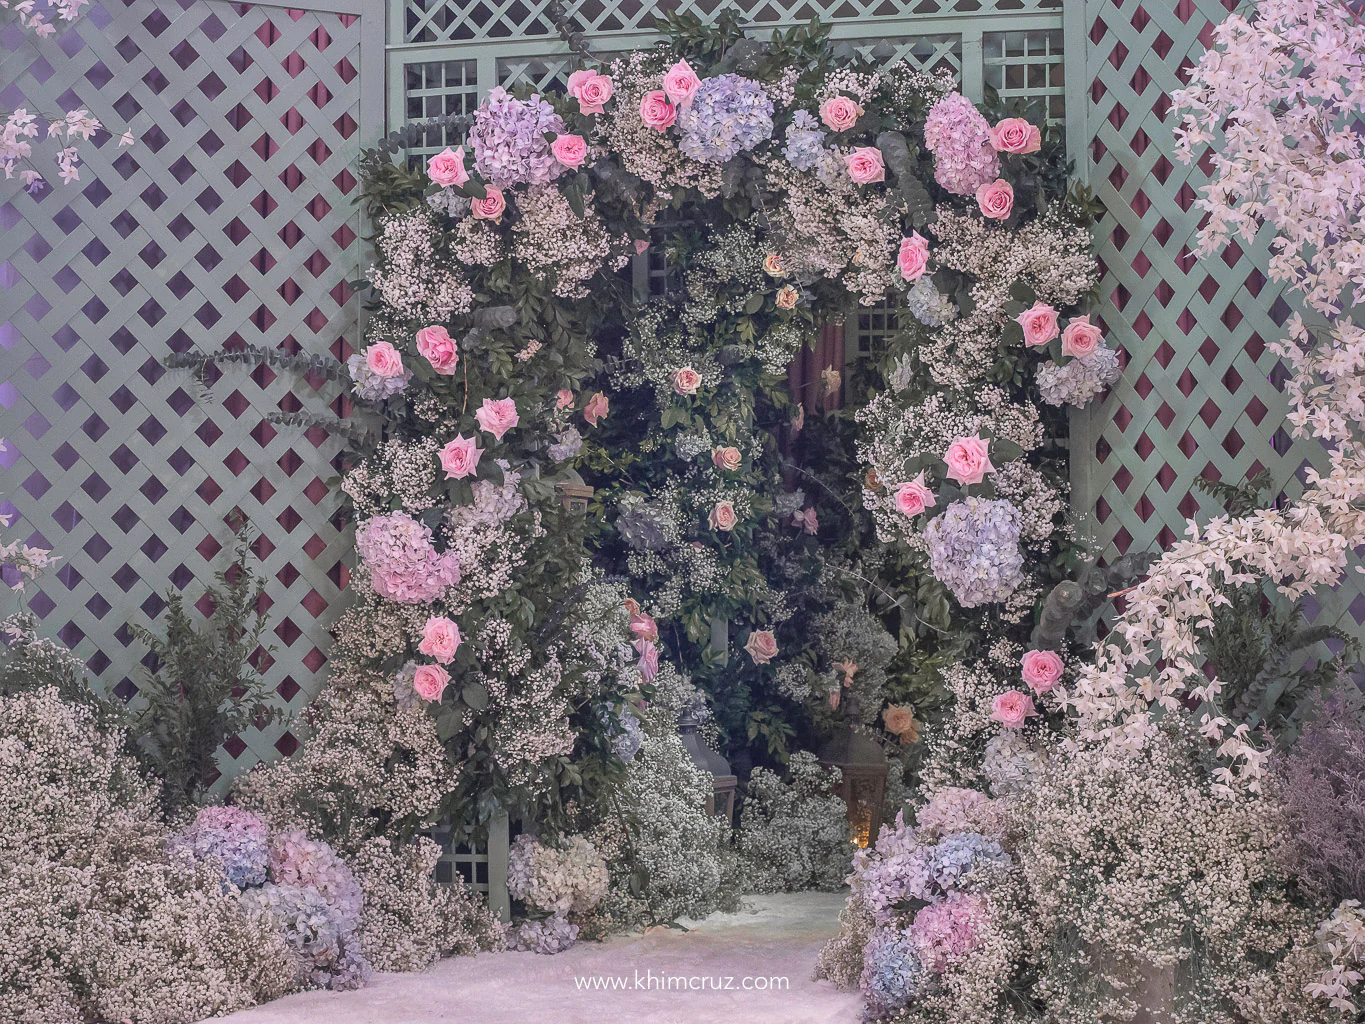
left=0, top=438, right=60, bottom=592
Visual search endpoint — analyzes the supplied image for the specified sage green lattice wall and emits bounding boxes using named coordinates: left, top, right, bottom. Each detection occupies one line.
left=1069, top=0, right=1365, bottom=636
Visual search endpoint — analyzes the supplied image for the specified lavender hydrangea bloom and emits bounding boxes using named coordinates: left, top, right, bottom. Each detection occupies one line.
left=783, top=109, right=827, bottom=171
left=861, top=846, right=936, bottom=923
left=1036, top=346, right=1122, bottom=408
left=242, top=882, right=371, bottom=989
left=511, top=913, right=579, bottom=954
left=923, top=497, right=1025, bottom=607
left=677, top=75, right=774, bottom=164
left=268, top=830, right=365, bottom=932
left=859, top=925, right=923, bottom=1017
left=922, top=92, right=999, bottom=196
left=471, top=87, right=567, bottom=188
left=905, top=276, right=957, bottom=328
left=600, top=704, right=645, bottom=762
left=927, top=832, right=1011, bottom=891
left=347, top=353, right=410, bottom=402
left=168, top=805, right=269, bottom=890
left=548, top=426, right=583, bottom=463
left=355, top=512, right=460, bottom=604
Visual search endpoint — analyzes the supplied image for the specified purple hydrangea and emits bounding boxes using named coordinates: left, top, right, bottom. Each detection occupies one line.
left=859, top=924, right=923, bottom=1017
left=241, top=882, right=371, bottom=990
left=926, top=832, right=1011, bottom=891
left=783, top=109, right=827, bottom=172
left=347, top=353, right=411, bottom=402
left=923, top=497, right=1024, bottom=607
left=511, top=912, right=579, bottom=954
left=922, top=92, right=999, bottom=196
left=268, top=830, right=365, bottom=933
left=1036, top=346, right=1122, bottom=408
left=677, top=75, right=774, bottom=164
left=355, top=512, right=460, bottom=605
left=168, top=805, right=269, bottom=890
left=909, top=892, right=987, bottom=973
left=861, top=846, right=936, bottom=924
left=470, top=87, right=567, bottom=188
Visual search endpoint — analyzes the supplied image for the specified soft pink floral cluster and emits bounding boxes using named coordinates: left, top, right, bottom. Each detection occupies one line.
left=355, top=512, right=460, bottom=604
left=909, top=892, right=988, bottom=972
left=922, top=93, right=1000, bottom=196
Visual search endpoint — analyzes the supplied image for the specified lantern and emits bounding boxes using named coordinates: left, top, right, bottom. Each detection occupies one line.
left=818, top=693, right=889, bottom=848
left=678, top=709, right=738, bottom=823
left=554, top=481, right=593, bottom=515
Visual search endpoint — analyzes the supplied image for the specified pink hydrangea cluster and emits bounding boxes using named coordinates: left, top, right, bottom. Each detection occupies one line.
left=355, top=512, right=459, bottom=604
left=909, top=892, right=988, bottom=972
left=169, top=805, right=270, bottom=890
left=268, top=829, right=365, bottom=932
left=922, top=93, right=1000, bottom=196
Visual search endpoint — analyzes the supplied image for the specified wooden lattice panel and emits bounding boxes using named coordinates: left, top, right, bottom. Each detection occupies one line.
left=0, top=0, right=375, bottom=779
left=1075, top=0, right=1365, bottom=637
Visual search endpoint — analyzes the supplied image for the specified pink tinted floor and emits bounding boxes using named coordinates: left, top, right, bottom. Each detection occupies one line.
left=210, top=891, right=861, bottom=1024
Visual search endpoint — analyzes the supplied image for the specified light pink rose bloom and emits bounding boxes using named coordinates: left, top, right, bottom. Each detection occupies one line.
left=475, top=397, right=519, bottom=441
left=1016, top=302, right=1060, bottom=347
left=792, top=508, right=818, bottom=535
left=623, top=597, right=641, bottom=616
left=708, top=501, right=738, bottom=531
left=418, top=617, right=462, bottom=665
left=744, top=629, right=778, bottom=665
left=990, top=690, right=1038, bottom=729
left=1020, top=649, right=1064, bottom=694
left=583, top=391, right=609, bottom=427
left=634, top=638, right=659, bottom=682
left=556, top=388, right=575, bottom=410
left=944, top=435, right=996, bottom=486
left=567, top=69, right=614, bottom=114
left=413, top=663, right=451, bottom=702
left=712, top=446, right=742, bottom=471
left=976, top=178, right=1014, bottom=220
left=439, top=434, right=483, bottom=480
left=662, top=59, right=701, bottom=107
left=819, top=95, right=863, bottom=132
left=897, top=233, right=930, bottom=282
left=639, top=90, right=676, bottom=131
left=893, top=473, right=936, bottom=517
left=844, top=146, right=885, bottom=184
left=470, top=184, right=506, bottom=222
left=427, top=146, right=469, bottom=188
left=629, top=611, right=658, bottom=642
left=990, top=117, right=1041, bottom=154
left=634, top=238, right=650, bottom=255
left=550, top=133, right=588, bottom=169
left=365, top=342, right=403, bottom=378
left=1061, top=315, right=1104, bottom=358
left=415, top=325, right=459, bottom=374
left=672, top=366, right=701, bottom=395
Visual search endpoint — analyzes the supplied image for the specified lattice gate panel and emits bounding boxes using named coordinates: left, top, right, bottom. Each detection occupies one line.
left=1073, top=0, right=1365, bottom=638
left=0, top=0, right=377, bottom=781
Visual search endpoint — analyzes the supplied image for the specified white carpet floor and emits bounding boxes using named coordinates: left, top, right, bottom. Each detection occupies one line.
left=209, top=891, right=861, bottom=1024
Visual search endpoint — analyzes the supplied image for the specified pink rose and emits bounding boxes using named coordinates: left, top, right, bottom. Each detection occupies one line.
left=712, top=446, right=742, bottom=472
left=556, top=388, right=575, bottom=410
left=427, top=146, right=469, bottom=188
left=944, top=435, right=995, bottom=486
left=990, top=690, right=1038, bottom=729
left=418, top=617, right=462, bottom=665
left=793, top=508, right=818, bottom=535
left=990, top=117, right=1041, bottom=155
left=412, top=663, right=451, bottom=702
left=634, top=638, right=659, bottom=682
left=623, top=597, right=641, bottom=616
left=844, top=146, right=885, bottom=184
left=1020, top=649, right=1064, bottom=694
left=1061, top=315, right=1104, bottom=358
left=1016, top=302, right=1060, bottom=347
left=470, top=184, right=506, bottom=222
left=672, top=366, right=701, bottom=395
left=744, top=629, right=778, bottom=665
left=550, top=133, right=588, bottom=169
left=893, top=473, right=936, bottom=517
left=439, top=434, right=483, bottom=480
left=662, top=59, right=701, bottom=107
left=567, top=69, right=614, bottom=114
left=708, top=501, right=738, bottom=532
left=775, top=285, right=799, bottom=310
left=415, top=325, right=459, bottom=374
left=583, top=391, right=609, bottom=427
left=897, top=233, right=930, bottom=282
left=634, top=238, right=650, bottom=255
left=976, top=179, right=1014, bottom=220
left=639, top=90, right=676, bottom=131
left=364, top=342, right=403, bottom=378
left=629, top=611, right=658, bottom=642
left=819, top=95, right=863, bottom=132
left=474, top=397, right=519, bottom=441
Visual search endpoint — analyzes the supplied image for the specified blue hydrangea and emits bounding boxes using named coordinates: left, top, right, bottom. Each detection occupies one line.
left=1037, top=346, right=1122, bottom=408
left=905, top=276, right=957, bottom=328
left=599, top=704, right=645, bottom=762
left=923, top=497, right=1025, bottom=608
left=511, top=912, right=580, bottom=954
left=470, top=87, right=567, bottom=188
left=677, top=75, right=774, bottom=164
left=783, top=109, right=827, bottom=171
left=168, top=805, right=269, bottom=890
left=927, top=832, right=1011, bottom=891
left=241, top=882, right=371, bottom=989
left=859, top=924, right=923, bottom=1017
left=347, top=353, right=410, bottom=402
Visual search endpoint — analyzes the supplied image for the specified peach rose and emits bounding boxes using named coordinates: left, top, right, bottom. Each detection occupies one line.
left=1061, top=315, right=1104, bottom=358
left=897, top=232, right=930, bottom=282
left=550, top=133, right=588, bottom=169
left=474, top=397, right=519, bottom=441
left=844, top=146, right=885, bottom=184
left=1020, top=649, right=1064, bottom=694
left=991, top=117, right=1041, bottom=154
left=672, top=366, right=701, bottom=395
left=470, top=184, right=506, bottom=222
left=763, top=252, right=785, bottom=276
left=744, top=629, right=778, bottom=665
left=567, top=69, right=614, bottom=114
left=412, top=663, right=451, bottom=702
left=944, top=435, right=996, bottom=486
left=438, top=434, right=483, bottom=480
left=712, top=446, right=742, bottom=471
left=415, top=325, right=459, bottom=374
left=775, top=285, right=799, bottom=309
left=819, top=95, right=863, bottom=132
left=990, top=690, right=1038, bottom=729
left=662, top=59, right=701, bottom=107
left=364, top=342, right=403, bottom=378
left=418, top=616, right=462, bottom=665
left=893, top=473, right=936, bottom=517
left=883, top=704, right=917, bottom=737
left=634, top=638, right=659, bottom=682
left=639, top=90, right=676, bottom=131
left=976, top=178, right=1014, bottom=220
left=556, top=388, right=575, bottom=410
left=708, top=501, right=738, bottom=531
left=427, top=146, right=469, bottom=188
left=1016, top=302, right=1060, bottom=347
left=583, top=390, right=609, bottom=427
